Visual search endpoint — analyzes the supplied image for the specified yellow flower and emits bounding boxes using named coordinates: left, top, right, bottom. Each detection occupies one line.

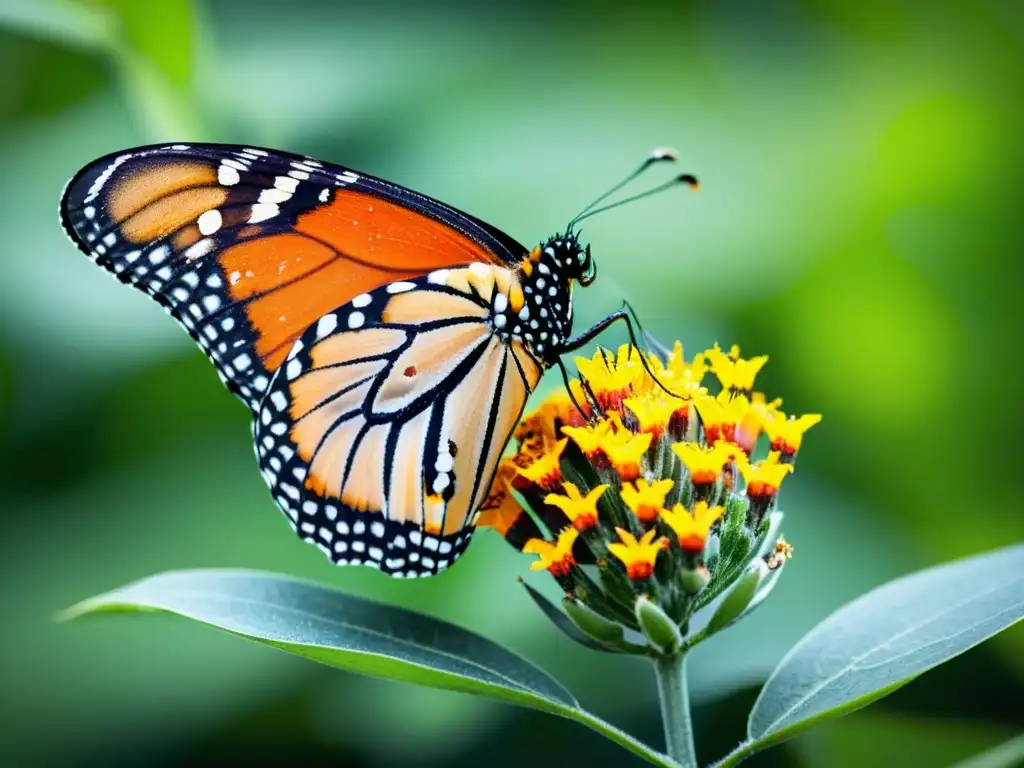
left=574, top=346, right=646, bottom=411
left=693, top=392, right=763, bottom=454
left=763, top=413, right=822, bottom=455
left=539, top=383, right=591, bottom=429
left=632, top=341, right=707, bottom=400
left=512, top=403, right=564, bottom=466
left=476, top=462, right=522, bottom=535
left=660, top=501, right=725, bottom=553
left=514, top=409, right=555, bottom=445
left=623, top=391, right=678, bottom=439
left=751, top=392, right=784, bottom=421
left=517, top=437, right=567, bottom=491
left=706, top=343, right=768, bottom=392
left=545, top=482, right=609, bottom=531
left=660, top=341, right=708, bottom=392
left=562, top=413, right=651, bottom=480
left=671, top=441, right=733, bottom=485
left=607, top=527, right=667, bottom=580
left=562, top=417, right=615, bottom=458
left=523, top=527, right=579, bottom=576
left=620, top=478, right=674, bottom=523
left=738, top=451, right=793, bottom=499
left=665, top=340, right=707, bottom=376
left=602, top=428, right=653, bottom=481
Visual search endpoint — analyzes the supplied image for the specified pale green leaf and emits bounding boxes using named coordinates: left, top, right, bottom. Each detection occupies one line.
left=714, top=544, right=1024, bottom=766
left=64, top=569, right=677, bottom=767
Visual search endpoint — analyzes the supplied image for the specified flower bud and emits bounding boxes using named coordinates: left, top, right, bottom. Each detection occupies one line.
left=563, top=597, right=625, bottom=646
left=707, top=558, right=769, bottom=633
left=743, top=559, right=785, bottom=615
left=680, top=564, right=710, bottom=595
left=635, top=595, right=683, bottom=654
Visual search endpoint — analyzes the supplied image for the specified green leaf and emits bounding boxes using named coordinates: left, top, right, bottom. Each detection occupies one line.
left=948, top=734, right=1024, bottom=768
left=64, top=569, right=677, bottom=768
left=714, top=544, right=1024, bottom=766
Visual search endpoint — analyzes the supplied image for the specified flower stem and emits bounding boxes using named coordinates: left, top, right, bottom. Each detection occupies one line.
left=653, top=652, right=697, bottom=767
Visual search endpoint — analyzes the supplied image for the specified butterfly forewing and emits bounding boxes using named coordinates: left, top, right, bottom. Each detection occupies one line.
left=256, top=275, right=542, bottom=576
left=59, top=143, right=525, bottom=411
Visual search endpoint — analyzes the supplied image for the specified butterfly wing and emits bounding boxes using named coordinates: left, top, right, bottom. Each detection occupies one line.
left=59, top=143, right=526, bottom=410
left=255, top=272, right=543, bottom=576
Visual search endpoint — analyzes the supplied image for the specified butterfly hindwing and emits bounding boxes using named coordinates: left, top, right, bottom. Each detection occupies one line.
left=255, top=274, right=543, bottom=577
left=59, top=143, right=527, bottom=411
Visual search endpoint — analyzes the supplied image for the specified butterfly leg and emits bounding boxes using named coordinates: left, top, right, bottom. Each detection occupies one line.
left=555, top=356, right=597, bottom=422
left=559, top=310, right=686, bottom=403
left=620, top=298, right=672, bottom=359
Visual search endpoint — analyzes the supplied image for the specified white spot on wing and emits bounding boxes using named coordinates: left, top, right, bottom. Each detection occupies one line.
left=197, top=209, right=222, bottom=236
left=316, top=314, right=338, bottom=338
left=249, top=202, right=279, bottom=223
left=218, top=165, right=240, bottom=186
left=259, top=188, right=292, bottom=204
left=275, top=176, right=299, bottom=193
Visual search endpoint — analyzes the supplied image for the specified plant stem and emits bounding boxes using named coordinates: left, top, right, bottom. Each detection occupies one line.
left=653, top=653, right=697, bottom=767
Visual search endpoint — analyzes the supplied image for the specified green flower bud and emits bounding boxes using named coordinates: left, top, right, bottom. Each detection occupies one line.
left=635, top=595, right=683, bottom=654
left=744, top=559, right=785, bottom=615
left=680, top=564, right=710, bottom=595
left=563, top=597, right=626, bottom=646
left=707, top=558, right=769, bottom=633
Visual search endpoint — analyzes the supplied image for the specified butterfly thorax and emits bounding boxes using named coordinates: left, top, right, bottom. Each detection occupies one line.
left=506, top=234, right=585, bottom=364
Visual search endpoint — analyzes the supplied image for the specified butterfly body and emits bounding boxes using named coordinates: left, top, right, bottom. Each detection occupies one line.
left=60, top=143, right=597, bottom=577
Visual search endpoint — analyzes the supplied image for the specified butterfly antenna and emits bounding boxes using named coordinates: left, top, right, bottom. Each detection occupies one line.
left=567, top=148, right=679, bottom=231
left=573, top=173, right=699, bottom=226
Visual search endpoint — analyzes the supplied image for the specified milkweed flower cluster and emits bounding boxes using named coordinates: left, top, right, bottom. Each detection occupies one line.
left=477, top=341, right=819, bottom=654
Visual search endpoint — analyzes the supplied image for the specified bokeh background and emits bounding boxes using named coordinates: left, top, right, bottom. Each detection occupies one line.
left=1, top=0, right=1022, bottom=765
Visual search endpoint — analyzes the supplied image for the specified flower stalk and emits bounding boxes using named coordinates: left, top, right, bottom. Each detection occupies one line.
left=654, top=652, right=697, bottom=767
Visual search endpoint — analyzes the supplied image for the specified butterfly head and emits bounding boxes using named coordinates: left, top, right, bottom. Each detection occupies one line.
left=526, top=231, right=595, bottom=289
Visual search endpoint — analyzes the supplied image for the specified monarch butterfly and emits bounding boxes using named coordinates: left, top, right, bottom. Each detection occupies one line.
left=59, top=143, right=696, bottom=578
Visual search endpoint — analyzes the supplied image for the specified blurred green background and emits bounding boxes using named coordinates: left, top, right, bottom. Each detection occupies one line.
left=1, top=0, right=1021, bottom=765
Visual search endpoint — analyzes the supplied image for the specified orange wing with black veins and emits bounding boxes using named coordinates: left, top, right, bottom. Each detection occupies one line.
left=60, top=143, right=526, bottom=410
